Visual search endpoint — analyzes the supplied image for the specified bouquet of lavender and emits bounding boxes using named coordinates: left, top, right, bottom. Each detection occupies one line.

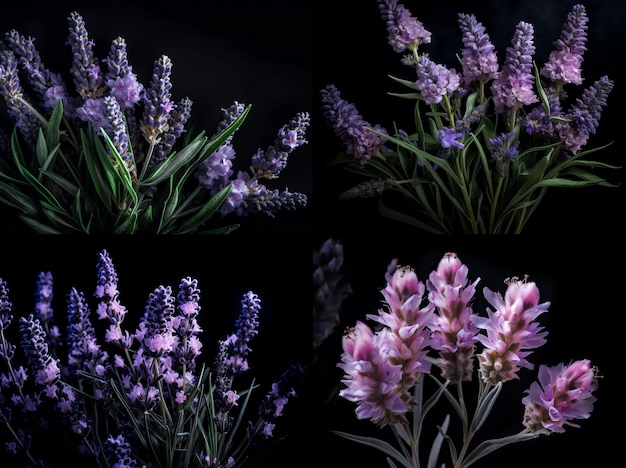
left=0, top=11, right=309, bottom=234
left=321, top=1, right=618, bottom=234
left=327, top=249, right=598, bottom=467
left=0, top=249, right=305, bottom=467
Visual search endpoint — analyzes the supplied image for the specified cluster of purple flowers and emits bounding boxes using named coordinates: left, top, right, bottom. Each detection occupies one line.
left=0, top=250, right=305, bottom=467
left=338, top=252, right=598, bottom=435
left=0, top=10, right=309, bottom=228
left=322, top=1, right=612, bottom=166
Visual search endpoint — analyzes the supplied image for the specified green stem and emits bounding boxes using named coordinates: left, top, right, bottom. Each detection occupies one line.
left=489, top=177, right=504, bottom=234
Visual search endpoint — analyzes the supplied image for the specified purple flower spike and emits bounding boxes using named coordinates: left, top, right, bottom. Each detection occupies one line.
left=491, top=21, right=538, bottom=115
left=0, top=279, right=13, bottom=331
left=19, top=314, right=60, bottom=386
left=457, top=13, right=499, bottom=85
left=522, top=359, right=598, bottom=433
left=140, top=55, right=175, bottom=144
left=377, top=0, right=431, bottom=54
left=541, top=4, right=588, bottom=86
left=224, top=291, right=261, bottom=375
left=67, top=11, right=104, bottom=99
left=320, top=84, right=388, bottom=165
left=104, top=37, right=144, bottom=109
left=415, top=56, right=461, bottom=105
left=557, top=75, right=613, bottom=154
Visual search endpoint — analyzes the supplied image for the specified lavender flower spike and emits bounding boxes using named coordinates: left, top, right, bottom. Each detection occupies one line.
left=541, top=4, right=588, bottom=86
left=522, top=359, right=598, bottom=433
left=457, top=13, right=499, bottom=86
left=491, top=21, right=538, bottom=117
left=140, top=55, right=175, bottom=145
left=475, top=277, right=550, bottom=385
left=67, top=11, right=105, bottom=99
left=320, top=84, right=388, bottom=165
left=557, top=75, right=613, bottom=154
left=104, top=36, right=144, bottom=109
left=377, top=0, right=431, bottom=54
left=18, top=314, right=60, bottom=386
left=224, top=291, right=261, bottom=375
left=250, top=111, right=310, bottom=179
left=415, top=56, right=461, bottom=106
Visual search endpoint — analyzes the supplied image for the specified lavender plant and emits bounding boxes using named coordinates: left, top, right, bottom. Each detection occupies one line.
left=321, top=1, right=618, bottom=234
left=329, top=250, right=598, bottom=468
left=0, top=249, right=305, bottom=467
left=0, top=11, right=309, bottom=234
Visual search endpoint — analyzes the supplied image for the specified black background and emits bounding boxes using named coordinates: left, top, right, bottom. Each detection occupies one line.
left=312, top=0, right=625, bottom=237
left=0, top=0, right=313, bottom=235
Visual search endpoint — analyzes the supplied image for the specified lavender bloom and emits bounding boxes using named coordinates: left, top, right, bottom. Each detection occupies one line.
left=557, top=75, right=613, bottom=154
left=541, top=4, right=588, bottom=86
left=491, top=21, right=538, bottom=115
left=18, top=315, right=60, bottom=386
left=140, top=55, right=175, bottom=144
left=426, top=252, right=480, bottom=383
left=321, top=84, right=388, bottom=165
left=0, top=50, right=40, bottom=148
left=224, top=291, right=260, bottom=375
left=377, top=0, right=431, bottom=54
left=104, top=37, right=144, bottom=109
left=488, top=131, right=520, bottom=177
left=522, top=359, right=598, bottom=433
left=250, top=112, right=310, bottom=179
left=338, top=320, right=407, bottom=426
left=437, top=126, right=465, bottom=149
left=172, top=277, right=203, bottom=375
left=236, top=184, right=308, bottom=218
left=137, top=285, right=176, bottom=357
left=104, top=433, right=139, bottom=468
left=0, top=279, right=12, bottom=331
left=524, top=97, right=563, bottom=136
left=248, top=363, right=306, bottom=442
left=76, top=97, right=107, bottom=133
left=102, top=95, right=133, bottom=172
left=474, top=277, right=550, bottom=385
left=66, top=288, right=107, bottom=371
left=457, top=13, right=499, bottom=86
left=415, top=56, right=461, bottom=105
left=152, top=96, right=193, bottom=168
left=194, top=102, right=244, bottom=190
left=67, top=11, right=104, bottom=99
left=313, top=239, right=351, bottom=350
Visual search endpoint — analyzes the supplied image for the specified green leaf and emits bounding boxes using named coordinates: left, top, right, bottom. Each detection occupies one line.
left=169, top=184, right=232, bottom=234
left=44, top=99, right=63, bottom=151
left=18, top=215, right=63, bottom=234
left=141, top=104, right=251, bottom=187
left=331, top=431, right=414, bottom=468
left=81, top=129, right=115, bottom=212
left=461, top=432, right=540, bottom=468
left=427, top=414, right=450, bottom=468
left=99, top=130, right=138, bottom=206
left=0, top=181, right=39, bottom=215
left=470, top=382, right=502, bottom=434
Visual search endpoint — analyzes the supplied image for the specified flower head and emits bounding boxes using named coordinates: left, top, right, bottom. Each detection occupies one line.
left=457, top=13, right=499, bottom=85
left=522, top=359, right=598, bottom=433
left=377, top=0, right=432, bottom=54
left=415, top=56, right=461, bottom=105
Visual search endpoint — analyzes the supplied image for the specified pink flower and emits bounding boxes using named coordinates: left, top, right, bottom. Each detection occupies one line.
left=522, top=359, right=598, bottom=433
left=427, top=252, right=481, bottom=383
left=475, top=277, right=550, bottom=384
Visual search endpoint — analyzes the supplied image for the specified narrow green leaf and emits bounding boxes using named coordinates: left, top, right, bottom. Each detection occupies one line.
left=462, top=432, right=539, bottom=468
left=44, top=99, right=63, bottom=151
left=470, top=382, right=502, bottom=434
left=35, top=129, right=48, bottom=170
left=81, top=129, right=115, bottom=212
left=18, top=215, right=63, bottom=234
left=427, top=414, right=450, bottom=468
left=0, top=181, right=39, bottom=215
left=331, top=431, right=414, bottom=468
left=169, top=184, right=232, bottom=234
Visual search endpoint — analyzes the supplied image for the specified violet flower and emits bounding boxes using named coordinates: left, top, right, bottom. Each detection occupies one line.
left=557, top=75, right=613, bottom=154
left=415, top=56, right=461, bottom=106
left=491, top=21, right=538, bottom=119
left=541, top=4, right=588, bottom=87
left=438, top=126, right=465, bottom=149
left=320, top=83, right=388, bottom=165
left=104, top=36, right=144, bottom=109
left=522, top=359, right=598, bottom=433
left=377, top=0, right=431, bottom=55
left=67, top=11, right=104, bottom=99
left=475, top=277, right=550, bottom=385
left=140, top=55, right=174, bottom=145
left=457, top=13, right=499, bottom=87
